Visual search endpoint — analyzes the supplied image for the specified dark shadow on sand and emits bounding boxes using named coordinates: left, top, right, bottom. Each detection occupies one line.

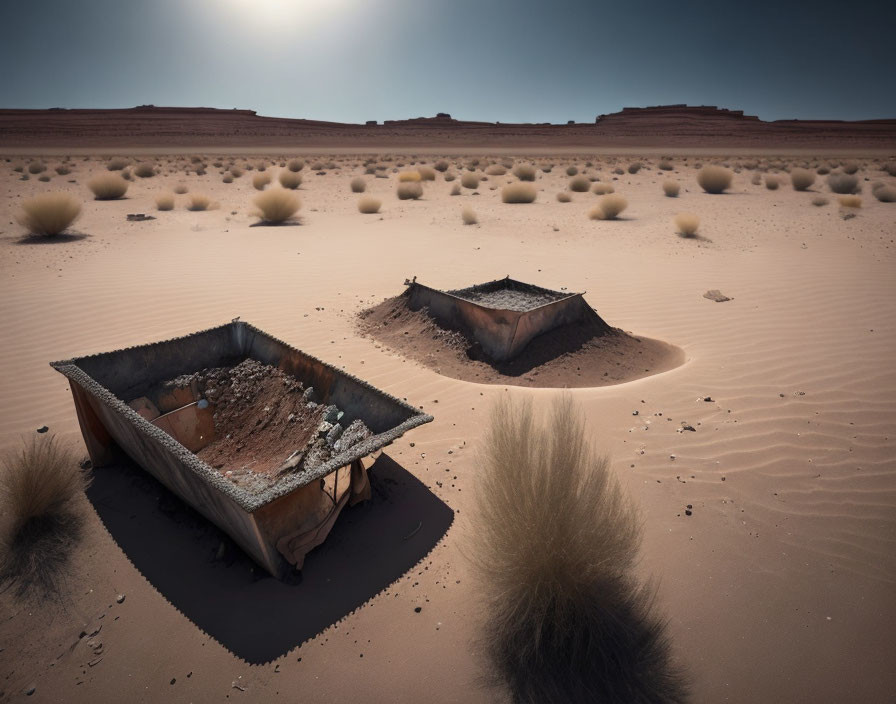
left=15, top=232, right=90, bottom=245
left=86, top=454, right=453, bottom=664
left=248, top=220, right=303, bottom=227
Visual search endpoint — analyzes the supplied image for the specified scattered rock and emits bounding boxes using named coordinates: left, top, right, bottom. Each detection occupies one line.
left=116, top=594, right=126, bottom=604
left=25, top=685, right=36, bottom=696
left=632, top=410, right=639, bottom=416
left=703, top=396, right=713, bottom=402
left=414, top=606, right=422, bottom=613
left=703, top=289, right=731, bottom=302
left=36, top=426, right=48, bottom=433
left=80, top=459, right=93, bottom=470
left=681, top=424, right=696, bottom=432
left=126, top=213, right=155, bottom=222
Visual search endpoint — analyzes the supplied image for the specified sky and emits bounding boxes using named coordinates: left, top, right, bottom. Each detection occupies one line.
left=1, top=0, right=893, bottom=123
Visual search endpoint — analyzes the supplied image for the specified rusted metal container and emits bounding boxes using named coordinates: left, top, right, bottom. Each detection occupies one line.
left=51, top=320, right=432, bottom=578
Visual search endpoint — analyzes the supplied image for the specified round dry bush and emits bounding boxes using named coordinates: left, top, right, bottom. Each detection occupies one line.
left=501, top=183, right=537, bottom=204
left=222, top=175, right=233, bottom=184
left=882, top=163, right=896, bottom=177
left=12, top=163, right=24, bottom=173
left=872, top=184, right=896, bottom=202
left=254, top=188, right=301, bottom=223
left=838, top=195, right=862, bottom=208
left=55, top=165, right=71, bottom=176
left=106, top=157, right=129, bottom=171
left=696, top=165, right=733, bottom=194
left=187, top=194, right=214, bottom=211
left=790, top=168, right=816, bottom=191
left=591, top=182, right=614, bottom=195
left=417, top=166, right=436, bottom=181
left=253, top=172, right=272, bottom=190
left=287, top=158, right=305, bottom=172
left=398, top=170, right=422, bottom=183
left=28, top=161, right=47, bottom=174
left=556, top=192, right=572, bottom=203
left=569, top=176, right=591, bottom=192
left=565, top=165, right=578, bottom=176
left=589, top=194, right=628, bottom=220
left=658, top=160, right=674, bottom=171
left=155, top=192, right=175, bottom=211
left=827, top=173, right=860, bottom=194
left=842, top=161, right=859, bottom=175
left=358, top=196, right=381, bottom=214
left=485, top=164, right=507, bottom=176
left=461, top=172, right=480, bottom=189
left=279, top=170, right=303, bottom=189
left=674, top=212, right=700, bottom=236
left=450, top=183, right=461, bottom=196
left=17, top=193, right=81, bottom=235
left=444, top=172, right=456, bottom=182
left=397, top=182, right=423, bottom=200
left=627, top=162, right=642, bottom=174
left=88, top=173, right=129, bottom=200
left=462, top=206, right=478, bottom=225
left=133, top=162, right=156, bottom=178
left=38, top=174, right=51, bottom=182
left=173, top=184, right=188, bottom=194
left=350, top=177, right=367, bottom=193
left=513, top=164, right=537, bottom=181
left=434, top=160, right=449, bottom=172
left=765, top=175, right=779, bottom=190
left=256, top=162, right=267, bottom=171
left=229, top=167, right=244, bottom=178
left=662, top=180, right=680, bottom=197
left=811, top=196, right=829, bottom=207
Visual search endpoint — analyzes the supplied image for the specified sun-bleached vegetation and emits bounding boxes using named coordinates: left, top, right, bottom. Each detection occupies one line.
left=106, top=157, right=129, bottom=171
left=397, top=182, right=423, bottom=200
left=253, top=188, right=301, bottom=223
left=398, top=170, right=422, bottom=183
left=461, top=206, right=478, bottom=225
left=513, top=164, right=537, bottom=181
left=87, top=173, right=129, bottom=200
left=838, top=195, right=862, bottom=208
left=674, top=212, right=700, bottom=236
left=417, top=166, right=436, bottom=181
left=765, top=175, right=779, bottom=190
left=133, top=162, right=156, bottom=178
left=790, top=168, right=816, bottom=191
left=569, top=176, right=590, bottom=192
left=590, top=194, right=628, bottom=220
left=811, top=195, right=829, bottom=207
left=696, top=165, right=733, bottom=194
left=663, top=180, right=680, bottom=197
left=173, top=183, right=188, bottom=194
left=556, top=192, right=571, bottom=203
left=253, top=172, right=272, bottom=190
left=827, top=173, right=860, bottom=194
left=358, top=196, right=381, bottom=214
left=28, top=161, right=47, bottom=174
left=872, top=183, right=896, bottom=202
left=186, top=193, right=214, bottom=211
left=467, top=395, right=686, bottom=704
left=461, top=172, right=481, bottom=189
left=155, top=192, right=175, bottom=211
left=501, top=183, right=537, bottom=203
left=350, top=177, right=367, bottom=193
left=278, top=170, right=302, bottom=189
left=287, top=158, right=305, bottom=172
left=485, top=164, right=507, bottom=176
left=592, top=182, right=614, bottom=195
left=17, top=193, right=81, bottom=236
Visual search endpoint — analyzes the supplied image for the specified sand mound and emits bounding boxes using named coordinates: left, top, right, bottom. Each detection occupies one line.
left=358, top=294, right=684, bottom=388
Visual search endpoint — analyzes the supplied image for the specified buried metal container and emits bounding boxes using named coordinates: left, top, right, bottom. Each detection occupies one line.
left=51, top=320, right=433, bottom=579
left=405, top=276, right=608, bottom=361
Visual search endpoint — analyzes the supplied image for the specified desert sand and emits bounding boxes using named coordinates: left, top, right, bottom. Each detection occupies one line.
left=1, top=145, right=895, bottom=703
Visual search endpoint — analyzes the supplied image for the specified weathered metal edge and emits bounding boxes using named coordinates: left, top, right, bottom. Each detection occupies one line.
left=420, top=275, right=585, bottom=314
left=50, top=321, right=434, bottom=513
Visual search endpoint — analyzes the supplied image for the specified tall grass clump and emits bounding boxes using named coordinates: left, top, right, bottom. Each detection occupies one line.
left=155, top=192, right=175, bottom=211
left=358, top=196, right=381, bottom=214
left=87, top=173, right=129, bottom=200
left=279, top=170, right=303, bottom=189
left=674, top=212, right=700, bottom=237
left=590, top=194, right=627, bottom=220
left=350, top=177, right=367, bottom=193
left=461, top=172, right=481, bottom=189
left=513, top=164, right=537, bottom=181
left=17, top=193, right=81, bottom=236
left=253, top=172, right=272, bottom=190
left=253, top=188, right=301, bottom=223
left=467, top=396, right=687, bottom=704
left=569, top=176, right=590, bottom=192
left=696, top=165, right=733, bottom=194
left=501, top=183, right=536, bottom=203
left=790, top=168, right=816, bottom=191
left=462, top=206, right=478, bottom=225
left=827, top=173, right=860, bottom=194
left=662, top=180, right=680, bottom=197
left=0, top=435, right=91, bottom=598
left=397, top=182, right=423, bottom=200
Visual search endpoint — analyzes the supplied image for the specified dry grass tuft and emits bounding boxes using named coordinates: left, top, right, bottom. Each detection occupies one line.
left=790, top=168, right=816, bottom=191
left=87, top=173, right=128, bottom=200
left=568, top=176, right=590, bottom=192
left=674, top=212, right=700, bottom=236
left=513, top=164, right=537, bottom=181
left=827, top=173, right=860, bottom=194
left=155, top=192, right=175, bottom=211
left=397, top=182, right=424, bottom=200
left=696, top=165, right=733, bottom=194
left=590, top=194, right=628, bottom=220
left=467, top=395, right=687, bottom=704
left=0, top=435, right=91, bottom=598
left=838, top=195, right=862, bottom=208
left=592, top=182, right=614, bottom=195
left=358, top=196, right=381, bottom=214
left=17, top=193, right=81, bottom=236
left=133, top=162, right=156, bottom=178
left=398, top=170, right=422, bottom=183
left=254, top=188, right=301, bottom=223
left=663, top=180, right=680, bottom=197
left=461, top=172, right=481, bottom=189
left=462, top=206, right=478, bottom=225
left=186, top=194, right=214, bottom=211
left=253, top=172, right=272, bottom=191
left=350, top=177, right=367, bottom=193
left=556, top=192, right=571, bottom=203
left=279, top=170, right=303, bottom=189
left=501, top=183, right=536, bottom=203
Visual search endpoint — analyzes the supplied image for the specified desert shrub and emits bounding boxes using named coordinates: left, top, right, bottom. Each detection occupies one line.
left=663, top=180, right=680, bottom=197
left=817, top=166, right=830, bottom=175
left=28, top=161, right=47, bottom=174
left=256, top=162, right=267, bottom=171
left=358, top=196, right=381, bottom=214
left=591, top=182, right=614, bottom=195
left=751, top=172, right=762, bottom=185
left=462, top=206, right=478, bottom=225
left=450, top=183, right=461, bottom=196
left=565, top=165, right=578, bottom=176
left=790, top=168, right=816, bottom=191
left=12, top=162, right=24, bottom=173
left=279, top=170, right=302, bottom=189
left=590, top=194, right=628, bottom=220
left=55, top=165, right=71, bottom=176
left=155, top=192, right=175, bottom=211
left=434, top=159, right=449, bottom=172
left=17, top=193, right=81, bottom=235
left=0, top=435, right=91, bottom=598
left=173, top=183, right=188, bottom=194
left=253, top=172, right=272, bottom=190
left=222, top=175, right=233, bottom=184
left=838, top=195, right=862, bottom=208
left=485, top=164, right=507, bottom=176
left=186, top=193, right=213, bottom=211
left=811, top=196, right=829, bottom=206
left=556, top=192, right=571, bottom=203
left=397, top=170, right=422, bottom=183
left=501, top=183, right=537, bottom=203
left=229, top=166, right=244, bottom=178
left=674, top=212, right=700, bottom=236
left=882, top=163, right=896, bottom=177
left=133, top=162, right=156, bottom=178
left=513, top=164, right=537, bottom=181
left=827, top=173, right=860, bottom=194
left=658, top=160, right=674, bottom=171
left=88, top=173, right=128, bottom=200
left=842, top=161, right=859, bottom=175
left=350, top=177, right=367, bottom=193
left=765, top=175, right=779, bottom=190
left=627, top=162, right=642, bottom=174
left=461, top=172, right=481, bottom=189
left=872, top=183, right=896, bottom=202
left=568, top=176, right=590, bottom=192
left=444, top=172, right=456, bottom=182
left=467, top=396, right=686, bottom=704
left=397, top=182, right=423, bottom=200
left=38, top=174, right=51, bottom=182
left=417, top=166, right=436, bottom=181
left=696, top=165, right=733, bottom=193
left=286, top=158, right=305, bottom=172
left=254, top=188, right=301, bottom=223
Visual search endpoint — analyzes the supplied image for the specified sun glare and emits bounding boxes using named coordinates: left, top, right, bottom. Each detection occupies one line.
left=225, top=0, right=350, bottom=28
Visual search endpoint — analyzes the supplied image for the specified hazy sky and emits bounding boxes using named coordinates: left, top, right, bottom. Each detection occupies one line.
left=1, top=0, right=893, bottom=123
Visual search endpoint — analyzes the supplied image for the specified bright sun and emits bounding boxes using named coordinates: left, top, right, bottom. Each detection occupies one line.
left=225, top=0, right=349, bottom=28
